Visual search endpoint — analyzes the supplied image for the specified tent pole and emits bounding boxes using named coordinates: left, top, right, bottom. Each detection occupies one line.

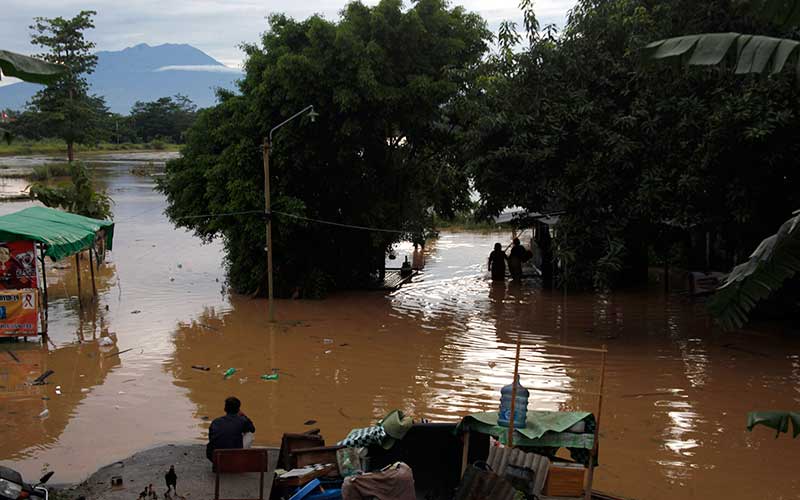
left=75, top=252, right=83, bottom=309
left=584, top=345, right=607, bottom=500
left=89, top=246, right=97, bottom=297
left=39, top=245, right=48, bottom=332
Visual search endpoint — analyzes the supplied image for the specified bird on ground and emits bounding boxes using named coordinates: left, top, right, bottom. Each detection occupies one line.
left=165, top=465, right=177, bottom=495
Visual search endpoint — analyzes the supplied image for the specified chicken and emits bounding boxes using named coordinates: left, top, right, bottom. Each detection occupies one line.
left=165, top=465, right=177, bottom=495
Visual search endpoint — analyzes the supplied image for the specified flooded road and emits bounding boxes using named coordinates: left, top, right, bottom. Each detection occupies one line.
left=0, top=154, right=799, bottom=499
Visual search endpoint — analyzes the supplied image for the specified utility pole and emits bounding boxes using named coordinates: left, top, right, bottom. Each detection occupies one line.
left=263, top=105, right=317, bottom=323
left=262, top=139, right=275, bottom=322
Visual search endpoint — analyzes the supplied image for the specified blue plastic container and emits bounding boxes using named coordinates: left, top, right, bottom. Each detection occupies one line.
left=497, top=374, right=529, bottom=428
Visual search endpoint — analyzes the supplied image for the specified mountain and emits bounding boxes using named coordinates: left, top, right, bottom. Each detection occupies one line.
left=0, top=43, right=241, bottom=113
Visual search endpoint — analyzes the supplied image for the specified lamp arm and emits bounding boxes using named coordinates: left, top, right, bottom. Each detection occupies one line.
left=268, top=105, right=315, bottom=144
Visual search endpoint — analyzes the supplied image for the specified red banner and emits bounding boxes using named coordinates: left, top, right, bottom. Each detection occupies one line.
left=0, top=241, right=37, bottom=290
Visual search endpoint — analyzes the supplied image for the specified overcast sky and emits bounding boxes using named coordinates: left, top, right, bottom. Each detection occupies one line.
left=1, top=0, right=576, bottom=67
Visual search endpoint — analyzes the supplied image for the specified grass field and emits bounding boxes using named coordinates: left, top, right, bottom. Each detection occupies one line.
left=0, top=139, right=180, bottom=156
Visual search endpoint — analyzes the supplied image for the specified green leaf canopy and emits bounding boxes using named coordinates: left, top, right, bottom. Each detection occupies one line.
left=709, top=210, right=800, bottom=329
left=644, top=33, right=800, bottom=76
left=0, top=49, right=66, bottom=85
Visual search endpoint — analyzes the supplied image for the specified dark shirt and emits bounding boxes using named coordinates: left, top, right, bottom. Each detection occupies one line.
left=489, top=250, right=507, bottom=280
left=509, top=245, right=526, bottom=260
left=206, top=413, right=256, bottom=461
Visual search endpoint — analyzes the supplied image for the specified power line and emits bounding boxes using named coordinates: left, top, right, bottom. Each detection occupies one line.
left=272, top=210, right=409, bottom=234
left=116, top=207, right=412, bottom=234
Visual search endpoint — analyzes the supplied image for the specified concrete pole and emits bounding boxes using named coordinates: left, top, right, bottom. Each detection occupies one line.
left=263, top=140, right=275, bottom=322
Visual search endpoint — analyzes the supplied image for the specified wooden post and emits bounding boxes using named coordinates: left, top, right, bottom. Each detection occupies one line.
left=89, top=246, right=97, bottom=297
left=263, top=140, right=275, bottom=322
left=508, top=334, right=522, bottom=447
left=75, top=252, right=82, bottom=308
left=584, top=345, right=607, bottom=500
left=460, top=430, right=470, bottom=478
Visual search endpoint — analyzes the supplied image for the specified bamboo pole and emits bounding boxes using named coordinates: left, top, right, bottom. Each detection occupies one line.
left=75, top=252, right=82, bottom=309
left=584, top=344, right=607, bottom=500
left=88, top=246, right=97, bottom=297
left=507, top=334, right=522, bottom=447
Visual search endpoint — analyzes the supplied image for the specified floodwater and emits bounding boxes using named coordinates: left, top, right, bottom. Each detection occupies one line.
left=0, top=153, right=799, bottom=499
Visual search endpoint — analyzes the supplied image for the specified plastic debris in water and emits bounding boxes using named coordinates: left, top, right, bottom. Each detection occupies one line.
left=223, top=368, right=236, bottom=379
left=81, top=388, right=90, bottom=393
left=323, top=338, right=334, bottom=344
left=55, top=389, right=62, bottom=395
left=238, top=378, right=248, bottom=384
left=98, top=337, right=114, bottom=347
left=38, top=409, right=49, bottom=419
left=260, top=373, right=279, bottom=381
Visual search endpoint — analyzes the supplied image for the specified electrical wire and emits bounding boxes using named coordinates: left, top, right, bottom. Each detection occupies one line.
left=272, top=210, right=409, bottom=234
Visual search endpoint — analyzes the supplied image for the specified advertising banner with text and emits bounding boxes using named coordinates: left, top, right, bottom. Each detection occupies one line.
left=0, top=290, right=38, bottom=336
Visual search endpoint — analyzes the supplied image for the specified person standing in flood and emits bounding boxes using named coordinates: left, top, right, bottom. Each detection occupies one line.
left=508, top=238, right=527, bottom=281
left=488, top=243, right=507, bottom=281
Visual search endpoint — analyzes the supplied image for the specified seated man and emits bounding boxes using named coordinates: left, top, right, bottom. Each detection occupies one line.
left=206, top=396, right=256, bottom=466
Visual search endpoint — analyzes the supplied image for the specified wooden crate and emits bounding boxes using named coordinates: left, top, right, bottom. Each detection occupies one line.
left=543, top=463, right=585, bottom=497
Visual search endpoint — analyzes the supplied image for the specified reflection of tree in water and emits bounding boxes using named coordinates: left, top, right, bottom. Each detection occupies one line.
left=164, top=295, right=457, bottom=445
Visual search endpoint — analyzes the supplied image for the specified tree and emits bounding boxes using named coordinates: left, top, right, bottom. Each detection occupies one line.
left=462, top=0, right=800, bottom=290
left=28, top=10, right=106, bottom=162
left=159, top=0, right=489, bottom=297
left=29, top=161, right=113, bottom=219
left=129, top=95, right=197, bottom=143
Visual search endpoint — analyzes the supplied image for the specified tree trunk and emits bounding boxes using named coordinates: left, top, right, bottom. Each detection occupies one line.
left=67, top=140, right=74, bottom=162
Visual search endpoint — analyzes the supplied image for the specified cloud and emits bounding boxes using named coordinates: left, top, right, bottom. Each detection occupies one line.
left=154, top=65, right=243, bottom=73
left=1, top=0, right=576, bottom=67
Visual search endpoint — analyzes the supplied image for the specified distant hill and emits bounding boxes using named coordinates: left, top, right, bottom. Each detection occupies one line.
left=0, top=43, right=241, bottom=113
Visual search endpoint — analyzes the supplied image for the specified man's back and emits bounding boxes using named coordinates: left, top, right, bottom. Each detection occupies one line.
left=206, top=413, right=256, bottom=460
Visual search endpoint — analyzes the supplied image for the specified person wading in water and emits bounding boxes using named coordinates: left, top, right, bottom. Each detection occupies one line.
left=488, top=242, right=508, bottom=282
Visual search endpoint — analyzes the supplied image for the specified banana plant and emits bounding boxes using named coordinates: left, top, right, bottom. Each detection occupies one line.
left=644, top=0, right=800, bottom=75
left=708, top=210, right=800, bottom=329
left=0, top=49, right=65, bottom=85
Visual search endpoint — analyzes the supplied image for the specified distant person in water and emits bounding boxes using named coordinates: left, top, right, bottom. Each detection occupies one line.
left=488, top=242, right=507, bottom=281
left=508, top=238, right=527, bottom=281
left=206, top=397, right=256, bottom=467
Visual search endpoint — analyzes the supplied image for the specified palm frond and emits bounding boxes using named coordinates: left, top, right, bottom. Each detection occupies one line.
left=708, top=210, right=800, bottom=329
left=644, top=33, right=800, bottom=76
left=0, top=49, right=65, bottom=85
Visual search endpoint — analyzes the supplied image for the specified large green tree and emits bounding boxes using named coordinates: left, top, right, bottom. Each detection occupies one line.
left=462, top=0, right=800, bottom=290
left=159, top=0, right=489, bottom=297
left=128, top=95, right=197, bottom=143
left=28, top=10, right=107, bottom=161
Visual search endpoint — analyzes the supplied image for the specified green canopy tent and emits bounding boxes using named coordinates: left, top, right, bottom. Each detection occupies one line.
left=0, top=206, right=114, bottom=331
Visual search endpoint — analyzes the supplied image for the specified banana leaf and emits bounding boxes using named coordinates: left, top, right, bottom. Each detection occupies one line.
left=644, top=33, right=800, bottom=76
left=747, top=411, right=800, bottom=438
left=708, top=210, right=800, bottom=329
left=0, top=49, right=65, bottom=85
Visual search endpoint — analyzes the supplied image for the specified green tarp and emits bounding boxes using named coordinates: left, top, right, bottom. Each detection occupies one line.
left=0, top=207, right=114, bottom=261
left=456, top=411, right=594, bottom=449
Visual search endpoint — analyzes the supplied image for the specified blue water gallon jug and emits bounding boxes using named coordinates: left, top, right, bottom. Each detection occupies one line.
left=498, top=374, right=529, bottom=428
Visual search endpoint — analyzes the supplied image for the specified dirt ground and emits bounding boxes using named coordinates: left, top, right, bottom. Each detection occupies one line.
left=54, top=444, right=279, bottom=500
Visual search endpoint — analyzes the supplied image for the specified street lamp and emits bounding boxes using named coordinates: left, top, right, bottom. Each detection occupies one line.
left=263, top=105, right=317, bottom=322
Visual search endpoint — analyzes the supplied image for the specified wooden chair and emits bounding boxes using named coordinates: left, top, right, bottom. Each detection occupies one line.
left=213, top=448, right=271, bottom=500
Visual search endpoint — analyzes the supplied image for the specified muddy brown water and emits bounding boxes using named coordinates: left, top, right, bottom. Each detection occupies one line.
left=0, top=154, right=798, bottom=499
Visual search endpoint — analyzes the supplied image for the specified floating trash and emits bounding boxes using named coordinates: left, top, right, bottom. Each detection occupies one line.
left=260, top=373, right=279, bottom=381
left=223, top=368, right=236, bottom=379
